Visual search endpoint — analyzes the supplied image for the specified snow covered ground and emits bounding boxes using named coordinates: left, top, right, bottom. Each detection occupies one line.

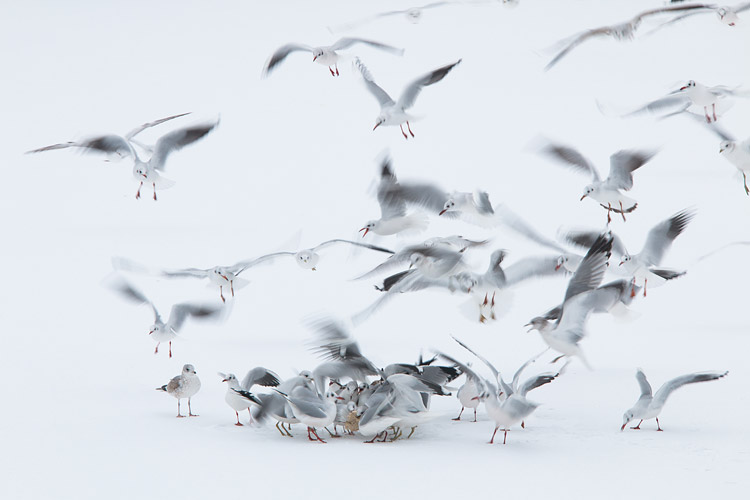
left=2, top=1, right=749, bottom=498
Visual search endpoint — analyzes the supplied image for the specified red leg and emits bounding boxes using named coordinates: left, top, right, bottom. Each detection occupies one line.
left=152, top=183, right=157, bottom=201
left=656, top=418, right=663, bottom=431
left=235, top=411, right=243, bottom=426
left=406, top=121, right=415, bottom=137
left=335, top=64, right=339, bottom=76
left=329, top=67, right=335, bottom=76
left=168, top=341, right=172, bottom=359
left=620, top=201, right=627, bottom=222
left=220, top=286, right=225, bottom=303
left=643, top=278, right=647, bottom=297
left=154, top=342, right=160, bottom=354
left=503, top=429, right=508, bottom=444
left=399, top=124, right=408, bottom=139
left=473, top=408, right=477, bottom=422
left=630, top=278, right=636, bottom=298
left=631, top=420, right=643, bottom=429
left=607, top=204, right=612, bottom=224
left=452, top=407, right=465, bottom=421
left=230, top=281, right=235, bottom=297
left=712, top=103, right=717, bottom=122
left=136, top=182, right=143, bottom=199
left=489, top=426, right=498, bottom=444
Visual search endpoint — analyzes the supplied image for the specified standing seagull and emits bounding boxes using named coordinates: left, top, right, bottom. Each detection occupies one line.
left=156, top=364, right=201, bottom=418
left=106, top=277, right=224, bottom=358
left=26, top=113, right=218, bottom=200
left=544, top=3, right=712, bottom=70
left=353, top=57, right=461, bottom=139
left=540, top=141, right=655, bottom=223
left=219, top=368, right=280, bottom=426
left=621, top=369, right=728, bottom=431
left=262, top=38, right=403, bottom=77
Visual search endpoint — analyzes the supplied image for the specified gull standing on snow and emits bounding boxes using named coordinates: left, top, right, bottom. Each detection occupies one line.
left=219, top=368, right=281, bottom=426
left=621, top=369, right=728, bottom=431
left=544, top=3, right=712, bottom=70
left=156, top=364, right=201, bottom=417
left=540, top=141, right=656, bottom=223
left=353, top=57, right=461, bottom=139
left=106, top=277, right=225, bottom=358
left=262, top=38, right=404, bottom=77
left=26, top=113, right=218, bottom=200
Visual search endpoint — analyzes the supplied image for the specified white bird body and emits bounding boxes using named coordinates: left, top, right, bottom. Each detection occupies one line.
left=156, top=364, right=201, bottom=417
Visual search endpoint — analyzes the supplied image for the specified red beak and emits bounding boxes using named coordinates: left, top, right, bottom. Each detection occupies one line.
left=621, top=424, right=626, bottom=431
left=359, top=227, right=369, bottom=237
left=313, top=55, right=317, bottom=61
left=580, top=194, right=587, bottom=201
left=555, top=263, right=562, bottom=271
left=373, top=123, right=380, bottom=131
left=438, top=209, right=448, bottom=216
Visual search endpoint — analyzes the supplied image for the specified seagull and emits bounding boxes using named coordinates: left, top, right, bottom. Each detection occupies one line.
left=651, top=2, right=750, bottom=32
left=540, top=140, right=656, bottom=223
left=526, top=232, right=614, bottom=369
left=219, top=368, right=281, bottom=426
left=262, top=38, right=403, bottom=77
left=156, top=364, right=201, bottom=417
left=360, top=155, right=431, bottom=237
left=562, top=208, right=695, bottom=296
left=538, top=278, right=640, bottom=323
left=621, top=369, right=728, bottom=431
left=353, top=57, right=461, bottom=139
left=26, top=113, right=218, bottom=200
left=328, top=2, right=460, bottom=32
left=355, top=242, right=465, bottom=282
left=628, top=80, right=747, bottom=123
left=106, top=277, right=225, bottom=358
left=683, top=116, right=750, bottom=194
left=544, top=3, right=713, bottom=70
left=273, top=385, right=338, bottom=443
left=236, top=240, right=395, bottom=272
left=423, top=235, right=491, bottom=253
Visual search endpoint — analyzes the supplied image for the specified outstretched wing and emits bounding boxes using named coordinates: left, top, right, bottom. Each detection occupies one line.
left=540, top=141, right=600, bottom=182
left=242, top=367, right=281, bottom=390
left=544, top=28, right=612, bottom=71
left=330, top=37, right=404, bottom=56
left=651, top=371, right=728, bottom=409
left=640, top=208, right=695, bottom=266
left=125, top=112, right=192, bottom=140
left=606, top=150, right=655, bottom=191
left=563, top=232, right=613, bottom=303
left=262, top=43, right=314, bottom=77
left=353, top=57, right=395, bottom=107
left=105, top=276, right=160, bottom=323
left=150, top=119, right=219, bottom=171
left=395, top=59, right=461, bottom=111
left=312, top=239, right=395, bottom=255
left=27, top=134, right=136, bottom=160
left=168, top=303, right=223, bottom=332
left=635, top=369, right=653, bottom=398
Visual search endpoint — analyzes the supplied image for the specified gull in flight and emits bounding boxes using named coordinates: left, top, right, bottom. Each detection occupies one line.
left=219, top=368, right=280, bottom=426
left=262, top=38, right=403, bottom=77
left=651, top=2, right=750, bottom=33
left=106, top=277, right=225, bottom=358
left=544, top=3, right=712, bottom=70
left=156, top=364, right=201, bottom=417
left=562, top=208, right=695, bottom=296
left=684, top=117, right=750, bottom=194
left=353, top=57, right=461, bottom=139
left=328, top=2, right=461, bottom=32
left=540, top=140, right=656, bottom=223
left=526, top=232, right=614, bottom=369
left=26, top=113, right=218, bottom=200
left=621, top=369, right=728, bottom=431
left=628, top=80, right=747, bottom=123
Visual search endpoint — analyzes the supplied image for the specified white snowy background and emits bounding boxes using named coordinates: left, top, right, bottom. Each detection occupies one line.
left=2, top=0, right=749, bottom=498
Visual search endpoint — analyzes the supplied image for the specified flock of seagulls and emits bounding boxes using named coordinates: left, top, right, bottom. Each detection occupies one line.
left=25, top=0, right=741, bottom=445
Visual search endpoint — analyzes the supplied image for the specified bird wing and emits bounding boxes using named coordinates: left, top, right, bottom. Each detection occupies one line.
left=395, top=59, right=461, bottom=111
left=242, top=367, right=281, bottom=390
left=27, top=134, right=137, bottom=160
left=376, top=154, right=407, bottom=219
left=330, top=37, right=404, bottom=56
left=161, top=267, right=210, bottom=279
left=493, top=204, right=566, bottom=253
left=105, top=276, right=161, bottom=323
left=231, top=388, right=262, bottom=406
left=387, top=182, right=451, bottom=215
left=606, top=150, right=656, bottom=191
left=625, top=94, right=691, bottom=117
left=633, top=3, right=716, bottom=23
left=167, top=375, right=183, bottom=393
left=738, top=2, right=750, bottom=14
left=232, top=252, right=296, bottom=274
left=312, top=239, right=394, bottom=255
left=434, top=350, right=490, bottom=395
left=651, top=371, right=728, bottom=409
left=518, top=372, right=559, bottom=397
left=451, top=336, right=512, bottom=396
left=168, top=303, right=223, bottom=332
left=635, top=369, right=653, bottom=398
left=540, top=141, right=600, bottom=182
left=150, top=119, right=219, bottom=171
left=544, top=28, right=612, bottom=71
left=560, top=229, right=627, bottom=259
left=502, top=255, right=566, bottom=288
left=639, top=208, right=695, bottom=266
left=353, top=57, right=395, bottom=107
left=262, top=43, right=314, bottom=77
left=562, top=232, right=613, bottom=303
left=125, top=112, right=192, bottom=140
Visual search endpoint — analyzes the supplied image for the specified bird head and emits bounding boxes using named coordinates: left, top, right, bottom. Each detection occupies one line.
left=439, top=199, right=456, bottom=216
left=621, top=410, right=634, bottom=431
left=580, top=185, right=595, bottom=201
left=183, top=364, right=197, bottom=375
left=359, top=221, right=376, bottom=237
